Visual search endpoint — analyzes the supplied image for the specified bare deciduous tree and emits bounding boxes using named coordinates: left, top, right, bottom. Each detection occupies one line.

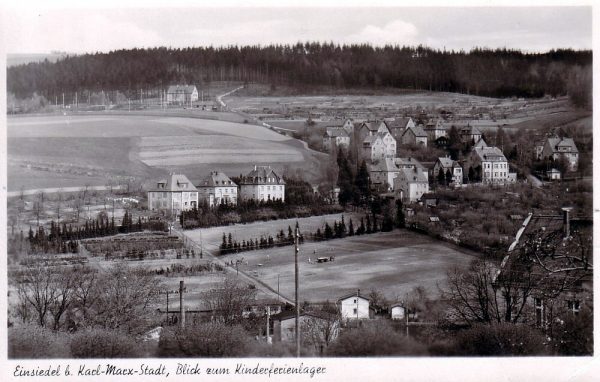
left=202, top=276, right=256, bottom=324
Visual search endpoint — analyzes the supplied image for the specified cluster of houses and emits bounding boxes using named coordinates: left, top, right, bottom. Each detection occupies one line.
left=534, top=135, right=580, bottom=180
left=323, top=116, right=524, bottom=203
left=147, top=165, right=286, bottom=215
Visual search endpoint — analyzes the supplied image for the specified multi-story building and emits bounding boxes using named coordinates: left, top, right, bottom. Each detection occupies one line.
left=394, top=157, right=428, bottom=182
left=465, top=146, right=516, bottom=184
left=401, top=124, right=428, bottom=147
left=166, top=85, right=199, bottom=104
left=357, top=120, right=392, bottom=144
left=424, top=119, right=447, bottom=142
left=433, top=157, right=463, bottom=186
left=541, top=136, right=579, bottom=170
left=338, top=291, right=371, bottom=320
left=323, top=127, right=350, bottom=151
left=394, top=167, right=429, bottom=202
left=362, top=132, right=396, bottom=163
left=238, top=165, right=286, bottom=202
left=147, top=174, right=198, bottom=215
left=196, top=171, right=238, bottom=207
left=387, top=117, right=416, bottom=141
left=368, top=158, right=400, bottom=191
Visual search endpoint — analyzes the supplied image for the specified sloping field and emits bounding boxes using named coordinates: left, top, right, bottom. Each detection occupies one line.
left=216, top=230, right=479, bottom=302
left=7, top=114, right=326, bottom=191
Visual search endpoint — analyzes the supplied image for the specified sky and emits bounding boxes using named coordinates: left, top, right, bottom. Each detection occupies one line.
left=2, top=4, right=593, bottom=54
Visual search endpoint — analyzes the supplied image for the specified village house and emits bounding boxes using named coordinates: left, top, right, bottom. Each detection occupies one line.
left=424, top=119, right=447, bottom=142
left=323, top=126, right=350, bottom=151
left=357, top=120, right=392, bottom=144
left=341, top=118, right=355, bottom=135
left=362, top=132, right=396, bottom=163
left=368, top=158, right=400, bottom=191
left=546, top=168, right=561, bottom=181
left=433, top=157, right=463, bottom=186
left=473, top=138, right=488, bottom=148
left=394, top=157, right=428, bottom=182
left=387, top=117, right=416, bottom=141
left=337, top=291, right=372, bottom=320
left=196, top=171, right=238, bottom=207
left=465, top=146, right=516, bottom=185
left=541, top=136, right=579, bottom=170
left=459, top=124, right=483, bottom=144
left=495, top=208, right=592, bottom=328
left=401, top=124, right=428, bottom=147
left=394, top=167, right=430, bottom=203
left=390, top=303, right=407, bottom=320
left=238, top=165, right=286, bottom=202
left=147, top=173, right=198, bottom=215
left=166, top=85, right=199, bottom=104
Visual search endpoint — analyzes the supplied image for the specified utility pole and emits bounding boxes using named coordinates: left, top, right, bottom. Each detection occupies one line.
left=266, top=306, right=271, bottom=344
left=75, top=92, right=78, bottom=108
left=179, top=280, right=185, bottom=328
left=294, top=225, right=300, bottom=357
left=62, top=93, right=65, bottom=108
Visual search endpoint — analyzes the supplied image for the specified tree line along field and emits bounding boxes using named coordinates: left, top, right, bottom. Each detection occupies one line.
left=7, top=114, right=327, bottom=192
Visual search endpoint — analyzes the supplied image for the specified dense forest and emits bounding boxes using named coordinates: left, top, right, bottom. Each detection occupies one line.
left=7, top=43, right=592, bottom=103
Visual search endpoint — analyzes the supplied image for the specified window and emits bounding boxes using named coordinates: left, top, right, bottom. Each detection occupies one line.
left=353, top=308, right=357, bottom=315
left=353, top=299, right=357, bottom=303
left=567, top=300, right=580, bottom=315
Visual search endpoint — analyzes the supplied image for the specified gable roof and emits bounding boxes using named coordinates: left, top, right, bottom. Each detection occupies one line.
left=437, top=157, right=454, bottom=169
left=473, top=146, right=507, bottom=162
left=546, top=137, right=579, bottom=153
left=239, top=165, right=285, bottom=185
left=403, top=124, right=427, bottom=138
left=394, top=157, right=425, bottom=171
left=425, top=119, right=443, bottom=129
left=167, top=85, right=197, bottom=94
left=324, top=126, right=350, bottom=138
left=460, top=124, right=482, bottom=136
left=337, top=292, right=370, bottom=302
left=368, top=158, right=400, bottom=173
left=399, top=167, right=428, bottom=183
left=153, top=174, right=198, bottom=192
left=363, top=134, right=383, bottom=146
left=474, top=138, right=488, bottom=148
left=197, top=171, right=237, bottom=188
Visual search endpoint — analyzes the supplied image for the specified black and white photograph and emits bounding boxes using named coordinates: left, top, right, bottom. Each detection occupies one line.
left=1, top=1, right=596, bottom=380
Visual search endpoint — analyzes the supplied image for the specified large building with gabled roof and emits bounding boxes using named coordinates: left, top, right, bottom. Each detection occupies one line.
left=147, top=173, right=199, bottom=215
left=196, top=171, right=238, bottom=207
left=541, top=136, right=579, bottom=170
left=166, top=85, right=198, bottom=104
left=238, top=165, right=286, bottom=202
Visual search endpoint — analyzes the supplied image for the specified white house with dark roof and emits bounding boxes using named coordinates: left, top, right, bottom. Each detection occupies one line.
left=166, top=85, right=198, bottom=104
left=459, top=124, right=483, bottom=144
left=368, top=158, right=400, bottom=190
left=541, top=136, right=579, bottom=170
left=394, top=157, right=428, bottom=182
left=394, top=167, right=429, bottom=202
left=466, top=146, right=516, bottom=185
left=323, top=126, right=350, bottom=151
left=147, top=174, right=199, bottom=214
left=238, top=165, right=286, bottom=202
left=401, top=124, right=428, bottom=146
left=362, top=132, right=396, bottom=162
left=337, top=291, right=371, bottom=320
left=196, top=171, right=238, bottom=207
left=388, top=117, right=415, bottom=141
left=433, top=157, right=463, bottom=186
left=357, top=120, right=391, bottom=144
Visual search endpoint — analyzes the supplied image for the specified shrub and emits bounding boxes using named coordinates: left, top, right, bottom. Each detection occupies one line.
left=327, top=321, right=428, bottom=356
left=158, top=322, right=251, bottom=357
left=8, top=324, right=71, bottom=359
left=453, top=323, right=549, bottom=356
left=70, top=328, right=139, bottom=358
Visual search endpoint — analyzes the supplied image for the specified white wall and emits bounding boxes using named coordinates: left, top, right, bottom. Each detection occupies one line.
left=340, top=297, right=370, bottom=320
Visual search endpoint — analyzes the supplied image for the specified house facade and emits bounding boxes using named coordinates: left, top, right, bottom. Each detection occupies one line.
left=362, top=132, right=396, bottom=163
left=459, top=124, right=483, bottom=144
left=323, top=127, right=350, bottom=151
left=390, top=304, right=406, bottom=320
left=466, top=146, right=516, bottom=185
left=394, top=167, right=429, bottom=202
left=338, top=292, right=371, bottom=320
left=196, top=171, right=238, bottom=207
left=147, top=174, right=199, bottom=215
left=401, top=124, right=428, bottom=146
left=433, top=157, right=463, bottom=186
left=388, top=117, right=415, bottom=141
left=368, top=158, right=400, bottom=191
left=357, top=121, right=391, bottom=144
left=238, top=165, right=286, bottom=202
left=166, top=85, right=199, bottom=104
left=341, top=118, right=355, bottom=135
left=541, top=136, right=579, bottom=170
left=424, top=119, right=447, bottom=142
left=394, top=157, right=428, bottom=182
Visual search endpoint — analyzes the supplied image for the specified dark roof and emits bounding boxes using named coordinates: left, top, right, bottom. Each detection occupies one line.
left=272, top=310, right=338, bottom=322
left=239, top=166, right=285, bottom=185
left=324, top=127, right=350, bottom=138
left=546, top=137, right=579, bottom=153
left=197, top=171, right=237, bottom=188
left=403, top=124, right=427, bottom=138
left=151, top=174, right=198, bottom=192
left=337, top=292, right=370, bottom=302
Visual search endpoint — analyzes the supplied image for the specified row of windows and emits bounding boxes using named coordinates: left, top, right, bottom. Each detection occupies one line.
left=259, top=186, right=283, bottom=191
left=484, top=163, right=508, bottom=169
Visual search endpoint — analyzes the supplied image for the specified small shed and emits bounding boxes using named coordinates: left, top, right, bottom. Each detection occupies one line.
left=390, top=304, right=406, bottom=320
left=547, top=168, right=561, bottom=180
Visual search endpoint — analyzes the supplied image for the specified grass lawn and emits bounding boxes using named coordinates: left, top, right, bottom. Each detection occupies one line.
left=218, top=229, right=480, bottom=303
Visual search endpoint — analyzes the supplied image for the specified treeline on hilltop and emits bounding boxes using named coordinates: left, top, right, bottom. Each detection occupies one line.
left=7, top=44, right=592, bottom=103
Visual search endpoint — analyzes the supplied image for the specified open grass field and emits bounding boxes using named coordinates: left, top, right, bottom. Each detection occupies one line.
left=7, top=114, right=327, bottom=191
left=217, top=229, right=480, bottom=303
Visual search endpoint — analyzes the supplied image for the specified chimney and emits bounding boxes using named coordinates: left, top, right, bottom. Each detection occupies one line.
left=254, top=165, right=257, bottom=171
left=179, top=280, right=185, bottom=328
left=562, top=207, right=573, bottom=238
